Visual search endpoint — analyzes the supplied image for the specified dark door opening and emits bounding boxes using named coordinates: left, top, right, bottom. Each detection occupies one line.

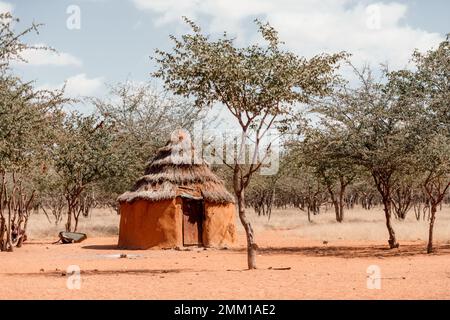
left=182, top=198, right=204, bottom=246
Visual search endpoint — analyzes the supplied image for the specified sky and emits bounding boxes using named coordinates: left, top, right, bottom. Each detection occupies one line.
left=2, top=0, right=449, bottom=113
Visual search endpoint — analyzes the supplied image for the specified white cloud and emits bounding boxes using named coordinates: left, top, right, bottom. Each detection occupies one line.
left=15, top=44, right=82, bottom=67
left=40, top=73, right=104, bottom=98
left=134, top=0, right=199, bottom=26
left=0, top=1, right=13, bottom=14
left=132, top=0, right=444, bottom=69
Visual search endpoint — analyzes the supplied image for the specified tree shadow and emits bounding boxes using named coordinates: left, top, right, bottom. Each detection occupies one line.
left=230, top=244, right=450, bottom=258
left=5, top=268, right=189, bottom=277
left=82, top=244, right=121, bottom=250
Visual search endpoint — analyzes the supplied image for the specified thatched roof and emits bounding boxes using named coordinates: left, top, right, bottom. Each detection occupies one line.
left=118, top=129, right=235, bottom=204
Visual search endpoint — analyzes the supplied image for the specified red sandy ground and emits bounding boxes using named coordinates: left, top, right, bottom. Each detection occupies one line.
left=1, top=230, right=450, bottom=299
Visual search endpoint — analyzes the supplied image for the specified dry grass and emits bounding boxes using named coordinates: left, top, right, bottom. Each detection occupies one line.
left=247, top=205, right=450, bottom=243
left=27, top=208, right=120, bottom=240
left=26, top=205, right=450, bottom=244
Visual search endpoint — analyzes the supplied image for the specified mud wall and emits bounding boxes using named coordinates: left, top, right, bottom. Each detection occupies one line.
left=118, top=199, right=182, bottom=249
left=203, top=202, right=236, bottom=247
left=118, top=198, right=236, bottom=249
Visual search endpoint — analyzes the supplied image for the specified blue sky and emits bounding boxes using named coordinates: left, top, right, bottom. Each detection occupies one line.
left=2, top=0, right=449, bottom=113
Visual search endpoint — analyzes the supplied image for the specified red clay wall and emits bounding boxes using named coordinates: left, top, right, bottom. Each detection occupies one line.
left=203, top=202, right=236, bottom=247
left=118, top=199, right=182, bottom=249
left=118, top=198, right=236, bottom=249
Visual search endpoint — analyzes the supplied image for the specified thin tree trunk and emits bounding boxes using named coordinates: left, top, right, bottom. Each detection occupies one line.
left=333, top=200, right=340, bottom=222
left=236, top=191, right=256, bottom=269
left=74, top=209, right=80, bottom=232
left=326, top=185, right=341, bottom=222
left=338, top=188, right=345, bottom=223
left=373, top=173, right=399, bottom=249
left=6, top=202, right=13, bottom=252
left=0, top=216, right=5, bottom=251
left=424, top=181, right=449, bottom=253
left=65, top=204, right=72, bottom=232
left=337, top=177, right=347, bottom=222
left=383, top=197, right=399, bottom=249
left=427, top=203, right=437, bottom=254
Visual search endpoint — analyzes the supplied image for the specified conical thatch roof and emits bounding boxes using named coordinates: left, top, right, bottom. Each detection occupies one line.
left=118, top=129, right=235, bottom=204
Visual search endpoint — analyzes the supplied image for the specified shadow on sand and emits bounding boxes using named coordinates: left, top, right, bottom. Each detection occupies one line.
left=81, top=244, right=121, bottom=250
left=5, top=268, right=189, bottom=277
left=80, top=242, right=450, bottom=259
left=229, top=243, right=450, bottom=258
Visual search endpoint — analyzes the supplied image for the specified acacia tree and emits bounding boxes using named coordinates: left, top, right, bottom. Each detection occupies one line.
left=397, top=36, right=450, bottom=253
left=0, top=12, right=45, bottom=69
left=92, top=81, right=204, bottom=210
left=280, top=148, right=329, bottom=220
left=0, top=77, right=63, bottom=250
left=299, top=127, right=357, bottom=222
left=34, top=166, right=67, bottom=225
left=244, top=153, right=299, bottom=220
left=388, top=170, right=415, bottom=220
left=51, top=113, right=125, bottom=232
left=417, top=38, right=450, bottom=254
left=153, top=18, right=346, bottom=268
left=315, top=65, right=422, bottom=249
left=419, top=135, right=450, bottom=253
left=0, top=12, right=66, bottom=251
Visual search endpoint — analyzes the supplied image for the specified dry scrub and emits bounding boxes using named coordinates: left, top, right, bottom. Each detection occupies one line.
left=26, top=205, right=450, bottom=245
left=27, top=208, right=119, bottom=239
left=248, top=205, right=450, bottom=243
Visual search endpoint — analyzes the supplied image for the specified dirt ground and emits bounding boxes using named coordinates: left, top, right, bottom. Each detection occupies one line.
left=1, top=228, right=450, bottom=299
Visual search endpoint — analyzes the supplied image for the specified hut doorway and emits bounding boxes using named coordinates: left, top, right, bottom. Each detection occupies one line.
left=182, top=198, right=204, bottom=246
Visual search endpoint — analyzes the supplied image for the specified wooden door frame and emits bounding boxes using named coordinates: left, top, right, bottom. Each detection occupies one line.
left=181, top=197, right=204, bottom=246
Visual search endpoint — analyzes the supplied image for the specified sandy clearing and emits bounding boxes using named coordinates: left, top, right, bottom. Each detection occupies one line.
left=1, top=229, right=450, bottom=300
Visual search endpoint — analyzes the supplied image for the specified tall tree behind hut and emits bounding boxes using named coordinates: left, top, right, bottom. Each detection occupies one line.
left=314, top=64, right=424, bottom=249
left=0, top=12, right=66, bottom=251
left=50, top=113, right=125, bottom=232
left=393, top=36, right=450, bottom=253
left=152, top=17, right=346, bottom=269
left=92, top=81, right=205, bottom=210
left=296, top=126, right=358, bottom=222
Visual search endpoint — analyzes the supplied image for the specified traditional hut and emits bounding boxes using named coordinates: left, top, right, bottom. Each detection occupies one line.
left=117, top=129, right=236, bottom=249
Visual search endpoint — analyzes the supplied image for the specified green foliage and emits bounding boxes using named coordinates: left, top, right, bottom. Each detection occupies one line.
left=0, top=76, right=65, bottom=172
left=49, top=112, right=129, bottom=231
left=51, top=112, right=124, bottom=194
left=300, top=127, right=357, bottom=187
left=154, top=18, right=347, bottom=129
left=0, top=12, right=66, bottom=250
left=0, top=13, right=35, bottom=69
left=315, top=65, right=420, bottom=178
left=153, top=18, right=347, bottom=190
left=153, top=17, right=348, bottom=149
left=92, top=81, right=205, bottom=203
